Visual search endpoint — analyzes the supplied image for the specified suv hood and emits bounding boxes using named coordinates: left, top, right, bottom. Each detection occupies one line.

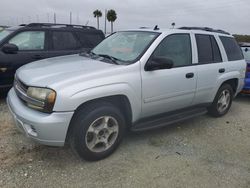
left=16, top=54, right=116, bottom=87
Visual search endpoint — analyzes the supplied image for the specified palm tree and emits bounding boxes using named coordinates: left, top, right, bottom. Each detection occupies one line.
left=93, top=9, right=102, bottom=29
left=107, top=9, right=117, bottom=33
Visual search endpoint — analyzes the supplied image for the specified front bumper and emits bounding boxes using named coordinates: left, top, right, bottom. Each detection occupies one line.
left=7, top=88, right=74, bottom=146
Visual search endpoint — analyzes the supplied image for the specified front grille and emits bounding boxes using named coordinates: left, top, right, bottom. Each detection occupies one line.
left=14, top=78, right=28, bottom=104
left=14, top=78, right=28, bottom=93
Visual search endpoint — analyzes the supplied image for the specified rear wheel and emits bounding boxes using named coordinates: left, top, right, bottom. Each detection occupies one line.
left=69, top=102, right=126, bottom=161
left=208, top=84, right=233, bottom=117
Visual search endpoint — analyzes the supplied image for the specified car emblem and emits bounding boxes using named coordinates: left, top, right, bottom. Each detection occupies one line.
left=0, top=68, right=7, bottom=72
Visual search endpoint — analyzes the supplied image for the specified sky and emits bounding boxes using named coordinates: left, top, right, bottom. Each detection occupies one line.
left=0, top=0, right=249, bottom=34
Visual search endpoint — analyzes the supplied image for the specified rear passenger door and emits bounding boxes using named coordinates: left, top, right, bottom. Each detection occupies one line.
left=193, top=34, right=225, bottom=105
left=47, top=31, right=82, bottom=58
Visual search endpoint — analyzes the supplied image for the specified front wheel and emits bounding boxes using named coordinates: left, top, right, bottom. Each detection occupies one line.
left=69, top=102, right=126, bottom=161
left=208, top=84, right=233, bottom=117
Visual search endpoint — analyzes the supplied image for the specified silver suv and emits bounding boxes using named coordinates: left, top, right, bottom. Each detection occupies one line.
left=7, top=27, right=246, bottom=161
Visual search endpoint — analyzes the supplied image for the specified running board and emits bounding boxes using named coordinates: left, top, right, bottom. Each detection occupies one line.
left=131, top=107, right=207, bottom=132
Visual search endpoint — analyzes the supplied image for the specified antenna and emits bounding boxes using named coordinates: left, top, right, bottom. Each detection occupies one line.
left=154, top=25, right=159, bottom=30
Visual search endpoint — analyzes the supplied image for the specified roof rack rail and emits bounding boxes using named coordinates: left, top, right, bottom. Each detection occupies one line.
left=179, top=26, right=230, bottom=35
left=25, top=23, right=96, bottom=30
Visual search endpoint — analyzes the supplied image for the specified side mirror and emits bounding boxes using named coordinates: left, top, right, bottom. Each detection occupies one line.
left=145, top=57, right=174, bottom=71
left=2, top=43, right=18, bottom=54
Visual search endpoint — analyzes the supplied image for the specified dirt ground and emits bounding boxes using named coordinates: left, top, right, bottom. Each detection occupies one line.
left=0, top=95, right=250, bottom=188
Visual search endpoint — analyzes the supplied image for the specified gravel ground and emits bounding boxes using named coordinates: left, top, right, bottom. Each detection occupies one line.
left=0, top=95, right=250, bottom=188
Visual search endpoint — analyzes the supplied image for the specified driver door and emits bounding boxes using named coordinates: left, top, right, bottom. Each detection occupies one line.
left=141, top=33, right=197, bottom=117
left=0, top=30, right=48, bottom=86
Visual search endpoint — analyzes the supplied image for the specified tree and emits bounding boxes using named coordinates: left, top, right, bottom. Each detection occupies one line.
left=93, top=9, right=102, bottom=29
left=171, top=22, right=175, bottom=29
left=107, top=9, right=117, bottom=33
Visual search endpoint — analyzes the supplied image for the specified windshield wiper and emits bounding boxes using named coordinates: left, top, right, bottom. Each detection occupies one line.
left=97, top=54, right=120, bottom=65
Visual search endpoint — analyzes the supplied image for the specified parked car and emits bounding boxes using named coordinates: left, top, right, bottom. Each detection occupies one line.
left=7, top=27, right=246, bottom=161
left=0, top=25, right=8, bottom=31
left=0, top=23, right=105, bottom=92
left=240, top=43, right=250, bottom=94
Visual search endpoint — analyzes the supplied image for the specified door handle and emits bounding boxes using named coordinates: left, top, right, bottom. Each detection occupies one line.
left=219, top=68, right=225, bottom=73
left=32, top=55, right=42, bottom=60
left=186, top=73, right=194, bottom=79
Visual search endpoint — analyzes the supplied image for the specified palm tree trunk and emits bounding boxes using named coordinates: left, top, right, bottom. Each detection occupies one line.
left=97, top=17, right=99, bottom=29
left=111, top=22, right=113, bottom=33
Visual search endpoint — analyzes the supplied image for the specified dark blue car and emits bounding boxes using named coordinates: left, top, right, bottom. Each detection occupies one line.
left=240, top=43, right=250, bottom=94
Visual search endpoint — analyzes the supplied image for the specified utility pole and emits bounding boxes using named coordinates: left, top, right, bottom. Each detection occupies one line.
left=77, top=13, right=79, bottom=24
left=70, top=12, right=72, bottom=25
left=54, top=13, right=56, bottom=24
left=104, top=9, right=107, bottom=35
left=36, top=15, right=39, bottom=23
left=47, top=13, right=50, bottom=23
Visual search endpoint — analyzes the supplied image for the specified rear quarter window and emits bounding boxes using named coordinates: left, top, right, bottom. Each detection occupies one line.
left=219, top=36, right=244, bottom=61
left=75, top=32, right=105, bottom=48
left=52, top=31, right=81, bottom=50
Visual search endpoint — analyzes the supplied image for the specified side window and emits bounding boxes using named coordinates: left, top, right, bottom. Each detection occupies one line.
left=211, top=36, right=222, bottom=63
left=75, top=32, right=104, bottom=48
left=52, top=31, right=81, bottom=50
left=152, top=34, right=192, bottom=67
left=196, top=34, right=222, bottom=64
left=220, top=36, right=244, bottom=61
left=9, top=31, right=45, bottom=50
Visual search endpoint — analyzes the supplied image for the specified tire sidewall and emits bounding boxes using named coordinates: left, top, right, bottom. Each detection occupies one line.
left=71, top=104, right=126, bottom=161
left=211, top=84, right=233, bottom=116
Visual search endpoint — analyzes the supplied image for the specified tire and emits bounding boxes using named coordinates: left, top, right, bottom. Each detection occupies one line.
left=208, top=84, right=233, bottom=117
left=69, top=102, right=126, bottom=161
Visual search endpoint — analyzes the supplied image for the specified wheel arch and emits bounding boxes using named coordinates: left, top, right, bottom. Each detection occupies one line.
left=65, top=94, right=134, bottom=143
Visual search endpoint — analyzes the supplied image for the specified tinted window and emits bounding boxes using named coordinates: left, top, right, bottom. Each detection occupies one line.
left=52, top=31, right=80, bottom=50
left=211, top=36, right=222, bottom=63
left=75, top=32, right=104, bottom=48
left=9, top=31, right=45, bottom=50
left=220, top=36, right=244, bottom=61
left=196, top=34, right=222, bottom=63
left=152, top=34, right=192, bottom=67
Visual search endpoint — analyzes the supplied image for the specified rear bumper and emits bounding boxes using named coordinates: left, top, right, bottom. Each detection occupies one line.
left=7, top=88, right=74, bottom=146
left=242, top=78, right=250, bottom=94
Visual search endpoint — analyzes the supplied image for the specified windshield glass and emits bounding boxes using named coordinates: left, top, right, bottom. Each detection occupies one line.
left=242, top=47, right=250, bottom=61
left=0, top=29, right=12, bottom=42
left=91, top=31, right=159, bottom=63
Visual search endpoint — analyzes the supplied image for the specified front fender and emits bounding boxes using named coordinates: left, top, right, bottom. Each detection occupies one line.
left=53, top=83, right=142, bottom=122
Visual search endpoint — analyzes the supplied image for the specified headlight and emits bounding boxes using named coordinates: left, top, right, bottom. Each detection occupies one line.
left=26, top=87, right=56, bottom=113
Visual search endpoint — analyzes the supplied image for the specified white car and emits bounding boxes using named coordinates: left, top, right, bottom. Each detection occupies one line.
left=7, top=27, right=246, bottom=161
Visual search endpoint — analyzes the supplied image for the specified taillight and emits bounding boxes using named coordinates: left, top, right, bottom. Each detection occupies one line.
left=247, top=66, right=250, bottom=72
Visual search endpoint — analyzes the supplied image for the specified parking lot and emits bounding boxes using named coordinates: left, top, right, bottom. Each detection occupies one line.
left=0, top=95, right=250, bottom=188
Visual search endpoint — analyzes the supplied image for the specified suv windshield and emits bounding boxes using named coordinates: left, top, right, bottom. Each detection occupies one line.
left=242, top=47, right=250, bottom=61
left=91, top=31, right=159, bottom=63
left=0, top=29, right=12, bottom=42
